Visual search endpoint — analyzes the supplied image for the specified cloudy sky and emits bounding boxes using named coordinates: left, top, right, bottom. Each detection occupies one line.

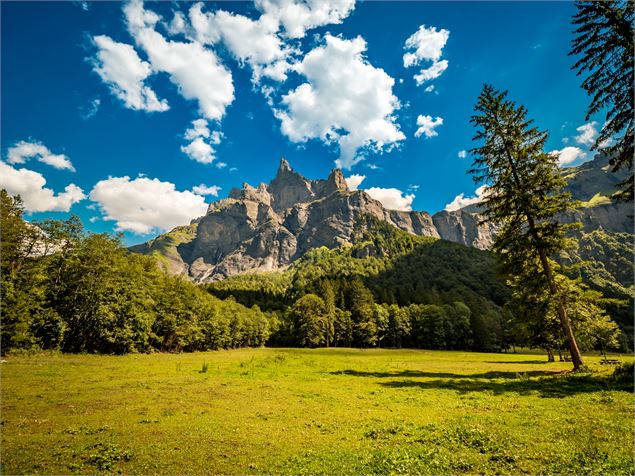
left=2, top=0, right=601, bottom=244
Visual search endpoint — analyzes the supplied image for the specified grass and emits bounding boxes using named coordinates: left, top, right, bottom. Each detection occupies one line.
left=1, top=348, right=633, bottom=475
left=580, top=192, right=612, bottom=208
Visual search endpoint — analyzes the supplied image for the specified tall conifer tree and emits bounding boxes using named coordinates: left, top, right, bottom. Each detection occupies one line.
left=469, top=85, right=585, bottom=369
left=570, top=0, right=634, bottom=201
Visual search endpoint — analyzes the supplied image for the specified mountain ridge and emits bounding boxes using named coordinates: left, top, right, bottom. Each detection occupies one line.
left=130, top=155, right=631, bottom=282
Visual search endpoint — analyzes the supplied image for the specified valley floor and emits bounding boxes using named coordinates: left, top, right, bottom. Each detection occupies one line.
left=1, top=348, right=633, bottom=475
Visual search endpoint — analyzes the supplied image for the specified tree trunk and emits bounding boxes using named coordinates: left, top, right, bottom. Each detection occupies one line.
left=534, top=245, right=584, bottom=370
left=497, top=130, right=584, bottom=370
left=547, top=349, right=555, bottom=362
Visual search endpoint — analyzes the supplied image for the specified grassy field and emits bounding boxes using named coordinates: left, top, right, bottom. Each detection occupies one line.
left=1, top=348, right=633, bottom=475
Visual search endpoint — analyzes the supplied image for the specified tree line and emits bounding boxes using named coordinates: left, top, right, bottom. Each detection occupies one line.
left=1, top=191, right=272, bottom=355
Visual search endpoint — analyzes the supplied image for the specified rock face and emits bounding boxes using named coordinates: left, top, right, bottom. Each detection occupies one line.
left=131, top=156, right=632, bottom=282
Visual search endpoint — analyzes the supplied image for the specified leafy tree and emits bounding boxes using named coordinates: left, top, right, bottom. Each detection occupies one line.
left=1, top=192, right=50, bottom=351
left=289, top=294, right=327, bottom=347
left=469, top=85, right=586, bottom=369
left=333, top=308, right=353, bottom=347
left=570, top=0, right=634, bottom=200
left=384, top=304, right=411, bottom=348
left=347, top=279, right=377, bottom=347
left=319, top=280, right=336, bottom=347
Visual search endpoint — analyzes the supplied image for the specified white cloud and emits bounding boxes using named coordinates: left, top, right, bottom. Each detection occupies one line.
left=403, top=24, right=449, bottom=87
left=424, top=84, right=435, bottom=93
left=550, top=146, right=588, bottom=167
left=80, top=98, right=101, bottom=119
left=414, top=115, right=443, bottom=138
left=184, top=118, right=211, bottom=140
left=255, top=0, right=356, bottom=39
left=403, top=25, right=449, bottom=66
left=413, top=59, right=448, bottom=85
left=345, top=174, right=366, bottom=191
left=0, top=162, right=85, bottom=212
left=365, top=187, right=415, bottom=211
left=192, top=184, right=221, bottom=196
left=275, top=34, right=404, bottom=169
left=189, top=3, right=293, bottom=82
left=181, top=118, right=222, bottom=164
left=457, top=150, right=467, bottom=159
left=181, top=138, right=215, bottom=164
left=407, top=184, right=419, bottom=192
left=124, top=0, right=234, bottom=122
left=7, top=140, right=76, bottom=171
left=89, top=175, right=208, bottom=234
left=92, top=35, right=169, bottom=112
left=574, top=121, right=598, bottom=146
left=445, top=184, right=488, bottom=212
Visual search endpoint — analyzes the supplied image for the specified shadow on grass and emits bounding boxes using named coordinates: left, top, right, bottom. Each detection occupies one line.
left=333, top=369, right=556, bottom=379
left=484, top=360, right=547, bottom=364
left=331, top=369, right=632, bottom=398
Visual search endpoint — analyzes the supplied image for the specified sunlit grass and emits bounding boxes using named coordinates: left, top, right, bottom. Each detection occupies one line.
left=2, top=348, right=633, bottom=474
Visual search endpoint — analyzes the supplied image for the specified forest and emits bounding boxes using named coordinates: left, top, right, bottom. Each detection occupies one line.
left=2, top=190, right=629, bottom=358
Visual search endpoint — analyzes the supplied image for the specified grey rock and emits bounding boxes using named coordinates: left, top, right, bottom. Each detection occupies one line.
left=131, top=155, right=632, bottom=282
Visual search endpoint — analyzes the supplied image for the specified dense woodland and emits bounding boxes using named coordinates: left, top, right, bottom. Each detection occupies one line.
left=1, top=191, right=271, bottom=354
left=2, top=191, right=631, bottom=356
left=209, top=216, right=631, bottom=355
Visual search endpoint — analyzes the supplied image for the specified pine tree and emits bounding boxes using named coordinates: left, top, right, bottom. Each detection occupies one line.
left=570, top=0, right=634, bottom=201
left=469, top=84, right=585, bottom=370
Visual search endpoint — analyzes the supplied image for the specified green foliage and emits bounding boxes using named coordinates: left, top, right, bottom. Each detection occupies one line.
left=289, top=294, right=328, bottom=347
left=469, top=84, right=589, bottom=368
left=570, top=0, right=634, bottom=200
left=0, top=191, right=271, bottom=355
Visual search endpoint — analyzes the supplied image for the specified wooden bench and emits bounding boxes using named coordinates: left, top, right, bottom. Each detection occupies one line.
left=600, top=359, right=620, bottom=365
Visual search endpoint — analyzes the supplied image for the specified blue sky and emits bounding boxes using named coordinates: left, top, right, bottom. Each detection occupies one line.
left=2, top=1, right=600, bottom=245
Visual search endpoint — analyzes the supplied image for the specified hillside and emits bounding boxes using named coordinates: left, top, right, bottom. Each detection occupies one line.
left=131, top=155, right=632, bottom=283
left=130, top=159, right=498, bottom=281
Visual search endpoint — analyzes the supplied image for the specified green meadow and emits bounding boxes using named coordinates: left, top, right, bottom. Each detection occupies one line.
left=2, top=348, right=633, bottom=475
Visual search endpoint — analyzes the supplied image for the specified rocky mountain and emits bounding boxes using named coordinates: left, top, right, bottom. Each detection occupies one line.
left=130, top=156, right=632, bottom=282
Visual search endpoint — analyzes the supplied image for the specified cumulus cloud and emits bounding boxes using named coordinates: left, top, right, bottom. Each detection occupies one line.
left=458, top=150, right=467, bottom=159
left=192, top=184, right=221, bottom=196
left=345, top=174, right=366, bottom=191
left=181, top=138, right=215, bottom=164
left=445, top=184, right=489, bottom=212
left=181, top=118, right=222, bottom=164
left=403, top=24, right=450, bottom=86
left=414, top=115, right=443, bottom=138
left=89, top=175, right=208, bottom=234
left=92, top=35, right=169, bottom=112
left=189, top=3, right=293, bottom=82
left=413, top=59, right=448, bottom=86
left=275, top=34, right=404, bottom=169
left=184, top=118, right=211, bottom=140
left=550, top=146, right=587, bottom=167
left=365, top=187, right=415, bottom=211
left=124, top=0, right=234, bottom=121
left=255, top=0, right=356, bottom=39
left=7, top=140, right=76, bottom=171
left=0, top=162, right=85, bottom=212
left=574, top=121, right=598, bottom=146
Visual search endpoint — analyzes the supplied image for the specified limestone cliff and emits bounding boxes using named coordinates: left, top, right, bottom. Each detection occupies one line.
left=130, top=156, right=631, bottom=282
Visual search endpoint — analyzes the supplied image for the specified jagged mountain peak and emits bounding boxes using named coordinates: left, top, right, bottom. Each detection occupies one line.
left=132, top=156, right=630, bottom=283
left=131, top=159, right=497, bottom=282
